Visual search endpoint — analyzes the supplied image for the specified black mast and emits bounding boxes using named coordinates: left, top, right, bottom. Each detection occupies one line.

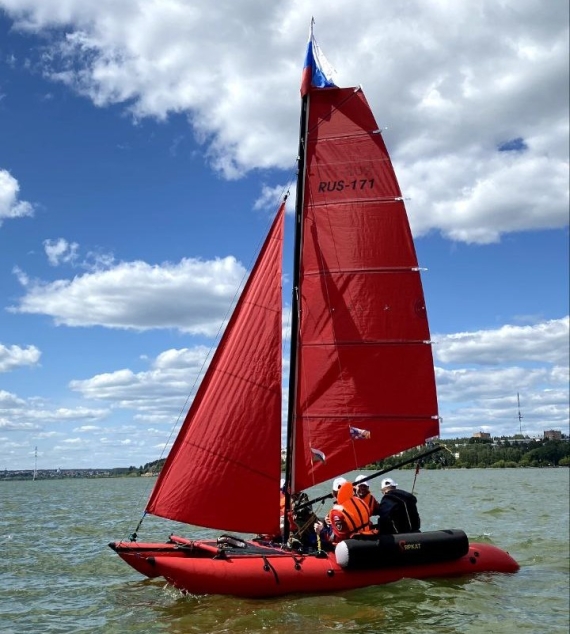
left=282, top=93, right=309, bottom=542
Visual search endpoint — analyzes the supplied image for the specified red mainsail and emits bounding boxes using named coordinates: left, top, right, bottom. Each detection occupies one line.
left=146, top=204, right=285, bottom=535
left=292, top=88, right=439, bottom=491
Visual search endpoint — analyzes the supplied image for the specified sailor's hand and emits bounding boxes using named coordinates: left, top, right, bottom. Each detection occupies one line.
left=314, top=521, right=324, bottom=535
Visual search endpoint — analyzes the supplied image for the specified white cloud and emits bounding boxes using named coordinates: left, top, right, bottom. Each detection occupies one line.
left=0, top=169, right=34, bottom=225
left=434, top=317, right=569, bottom=437
left=35, top=431, right=64, bottom=439
left=0, top=0, right=566, bottom=243
left=438, top=382, right=569, bottom=439
left=0, top=343, right=41, bottom=372
left=0, top=419, right=42, bottom=431
left=69, top=346, right=211, bottom=420
left=0, top=388, right=109, bottom=436
left=9, top=256, right=248, bottom=334
left=434, top=317, right=569, bottom=366
left=404, top=149, right=569, bottom=244
left=71, top=425, right=100, bottom=433
left=0, top=390, right=26, bottom=408
left=43, top=238, right=79, bottom=266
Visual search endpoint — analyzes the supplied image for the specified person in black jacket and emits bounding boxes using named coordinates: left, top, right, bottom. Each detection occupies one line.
left=377, top=477, right=421, bottom=534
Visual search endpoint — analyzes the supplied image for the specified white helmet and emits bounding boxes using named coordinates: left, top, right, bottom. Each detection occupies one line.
left=332, top=477, right=348, bottom=492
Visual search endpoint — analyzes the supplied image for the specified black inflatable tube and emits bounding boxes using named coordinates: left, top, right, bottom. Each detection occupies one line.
left=335, top=529, right=469, bottom=570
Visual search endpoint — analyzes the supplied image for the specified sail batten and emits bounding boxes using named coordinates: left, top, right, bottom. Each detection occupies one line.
left=300, top=341, right=436, bottom=346
left=303, top=268, right=430, bottom=275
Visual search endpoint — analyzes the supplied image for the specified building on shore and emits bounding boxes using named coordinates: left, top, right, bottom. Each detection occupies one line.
left=472, top=431, right=491, bottom=439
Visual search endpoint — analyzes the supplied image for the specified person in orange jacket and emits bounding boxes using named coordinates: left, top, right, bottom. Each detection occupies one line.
left=354, top=474, right=381, bottom=521
left=314, top=480, right=374, bottom=547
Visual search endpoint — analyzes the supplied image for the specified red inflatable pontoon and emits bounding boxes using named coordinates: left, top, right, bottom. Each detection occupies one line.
left=110, top=531, right=519, bottom=598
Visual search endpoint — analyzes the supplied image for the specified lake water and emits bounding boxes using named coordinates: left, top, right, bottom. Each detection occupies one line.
left=1, top=468, right=568, bottom=633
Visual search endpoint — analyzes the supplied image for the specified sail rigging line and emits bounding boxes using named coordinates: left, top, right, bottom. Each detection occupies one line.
left=411, top=461, right=421, bottom=495
left=299, top=339, right=434, bottom=348
left=300, top=413, right=438, bottom=422
left=303, top=265, right=425, bottom=275
left=128, top=511, right=147, bottom=542
left=294, top=444, right=444, bottom=512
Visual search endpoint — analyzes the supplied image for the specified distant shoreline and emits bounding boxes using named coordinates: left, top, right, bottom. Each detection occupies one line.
left=5, top=435, right=568, bottom=481
left=1, top=468, right=150, bottom=481
left=2, top=464, right=568, bottom=482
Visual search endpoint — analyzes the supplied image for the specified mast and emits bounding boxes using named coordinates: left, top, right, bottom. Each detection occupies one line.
left=283, top=92, right=310, bottom=541
left=33, top=446, right=37, bottom=481
left=517, top=392, right=523, bottom=434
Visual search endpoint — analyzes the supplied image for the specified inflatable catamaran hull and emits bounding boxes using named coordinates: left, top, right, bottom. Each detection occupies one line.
left=109, top=530, right=519, bottom=598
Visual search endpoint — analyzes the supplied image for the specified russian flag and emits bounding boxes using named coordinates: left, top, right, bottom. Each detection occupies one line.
left=300, top=19, right=337, bottom=97
left=310, top=447, right=326, bottom=464
left=350, top=426, right=371, bottom=440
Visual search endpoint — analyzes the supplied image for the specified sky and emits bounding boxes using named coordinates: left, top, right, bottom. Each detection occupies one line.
left=0, top=0, right=568, bottom=471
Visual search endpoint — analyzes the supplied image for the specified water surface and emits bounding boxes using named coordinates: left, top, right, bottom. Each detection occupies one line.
left=1, top=468, right=568, bottom=633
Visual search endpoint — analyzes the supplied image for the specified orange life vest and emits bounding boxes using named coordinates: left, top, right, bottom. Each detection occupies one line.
left=329, top=495, right=372, bottom=541
left=359, top=491, right=379, bottom=515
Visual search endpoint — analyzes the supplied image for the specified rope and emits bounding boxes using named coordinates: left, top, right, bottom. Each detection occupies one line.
left=411, top=462, right=420, bottom=496
left=128, top=511, right=147, bottom=542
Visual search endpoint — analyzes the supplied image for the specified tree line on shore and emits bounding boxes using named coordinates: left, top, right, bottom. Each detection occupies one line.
left=135, top=436, right=569, bottom=476
left=371, top=437, right=570, bottom=471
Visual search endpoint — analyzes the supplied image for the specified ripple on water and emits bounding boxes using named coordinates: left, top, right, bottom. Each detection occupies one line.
left=1, top=469, right=569, bottom=634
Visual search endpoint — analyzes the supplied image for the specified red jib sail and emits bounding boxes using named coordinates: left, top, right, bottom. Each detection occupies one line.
left=292, top=88, right=439, bottom=492
left=146, top=204, right=285, bottom=535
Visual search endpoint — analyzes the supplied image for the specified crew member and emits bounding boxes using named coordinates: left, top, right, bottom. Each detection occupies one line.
left=315, top=480, right=374, bottom=547
left=377, top=477, right=420, bottom=534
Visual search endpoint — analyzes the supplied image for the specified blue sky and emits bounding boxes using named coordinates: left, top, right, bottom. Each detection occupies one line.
left=0, top=1, right=568, bottom=471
